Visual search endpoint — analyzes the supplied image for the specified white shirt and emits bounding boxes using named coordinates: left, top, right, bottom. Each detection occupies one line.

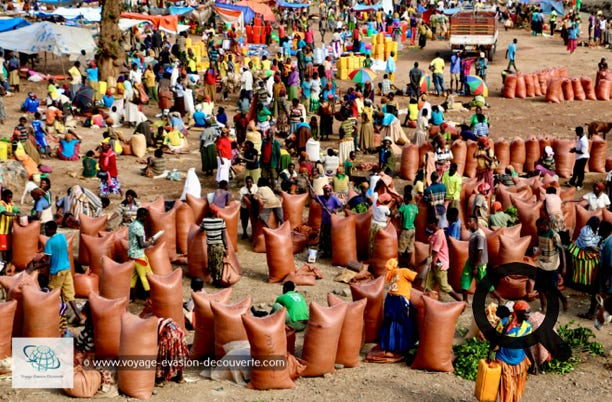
left=576, top=135, right=589, bottom=160
left=239, top=184, right=258, bottom=209
left=583, top=192, right=611, bottom=211
left=372, top=201, right=390, bottom=228
left=241, top=70, right=253, bottom=91
left=322, top=155, right=340, bottom=175
left=129, top=69, right=142, bottom=84
left=418, top=101, right=432, bottom=120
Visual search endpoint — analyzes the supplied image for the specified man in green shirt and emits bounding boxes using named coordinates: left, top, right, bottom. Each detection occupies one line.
left=489, top=201, right=514, bottom=228
left=442, top=163, right=462, bottom=210
left=271, top=281, right=309, bottom=331
left=398, top=190, right=418, bottom=263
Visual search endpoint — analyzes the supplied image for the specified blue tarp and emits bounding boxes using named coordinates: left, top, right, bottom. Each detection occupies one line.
left=277, top=1, right=311, bottom=9
left=215, top=3, right=255, bottom=24
left=530, top=0, right=565, bottom=16
left=168, top=6, right=194, bottom=15
left=353, top=3, right=382, bottom=12
left=0, top=18, right=31, bottom=32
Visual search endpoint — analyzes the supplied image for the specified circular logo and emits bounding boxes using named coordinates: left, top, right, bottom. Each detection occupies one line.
left=472, top=262, right=571, bottom=361
left=23, top=345, right=62, bottom=372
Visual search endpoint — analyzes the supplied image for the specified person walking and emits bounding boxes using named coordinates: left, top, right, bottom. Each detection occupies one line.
left=386, top=51, right=396, bottom=84
left=534, top=217, right=568, bottom=314
left=199, top=213, right=228, bottom=287
left=505, top=38, right=518, bottom=72
left=567, top=126, right=589, bottom=190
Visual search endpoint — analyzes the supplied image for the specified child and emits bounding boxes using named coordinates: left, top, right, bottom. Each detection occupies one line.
left=32, top=112, right=50, bottom=157
left=445, top=207, right=462, bottom=240
left=398, top=190, right=418, bottom=264
left=82, top=150, right=97, bottom=178
left=183, top=277, right=206, bottom=330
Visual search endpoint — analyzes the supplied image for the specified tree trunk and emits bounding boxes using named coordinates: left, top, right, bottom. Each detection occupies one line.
left=98, top=0, right=125, bottom=82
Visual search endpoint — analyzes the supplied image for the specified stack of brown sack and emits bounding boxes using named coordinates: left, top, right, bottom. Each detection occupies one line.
left=502, top=67, right=568, bottom=99
left=595, top=69, right=612, bottom=101
left=545, top=76, right=600, bottom=103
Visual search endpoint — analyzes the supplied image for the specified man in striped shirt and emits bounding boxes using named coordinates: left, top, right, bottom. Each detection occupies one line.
left=200, top=216, right=228, bottom=286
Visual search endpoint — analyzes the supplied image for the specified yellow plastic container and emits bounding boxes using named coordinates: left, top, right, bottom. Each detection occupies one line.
left=338, top=68, right=348, bottom=80
left=371, top=34, right=377, bottom=46
left=98, top=81, right=107, bottom=96
left=339, top=57, right=348, bottom=70
left=474, top=359, right=501, bottom=402
left=186, top=37, right=192, bottom=48
left=0, top=142, right=7, bottom=161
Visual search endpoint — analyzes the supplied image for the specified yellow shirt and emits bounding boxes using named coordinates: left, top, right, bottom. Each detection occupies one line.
left=68, top=66, right=82, bottom=85
left=261, top=60, right=271, bottom=71
left=164, top=130, right=184, bottom=147
left=430, top=57, right=445, bottom=74
left=442, top=171, right=462, bottom=201
left=386, top=268, right=417, bottom=298
left=144, top=70, right=156, bottom=87
left=376, top=11, right=383, bottom=23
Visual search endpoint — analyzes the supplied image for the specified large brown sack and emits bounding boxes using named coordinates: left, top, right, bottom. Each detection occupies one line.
left=331, top=215, right=357, bottom=267
left=573, top=205, right=603, bottom=241
left=487, top=225, right=522, bottom=268
left=596, top=80, right=611, bottom=101
left=211, top=297, right=252, bottom=359
left=353, top=211, right=372, bottom=262
left=327, top=293, right=367, bottom=368
left=99, top=256, right=134, bottom=300
left=74, top=269, right=99, bottom=298
left=80, top=233, right=114, bottom=277
left=215, top=201, right=240, bottom=251
left=545, top=78, right=563, bottom=103
left=607, top=157, right=612, bottom=172
left=252, top=211, right=279, bottom=253
left=264, top=222, right=296, bottom=282
left=145, top=240, right=172, bottom=275
left=503, top=74, right=517, bottom=99
left=370, top=224, right=398, bottom=277
left=0, top=300, right=17, bottom=358
left=64, top=366, right=102, bottom=398
left=537, top=72, right=548, bottom=94
left=414, top=200, right=430, bottom=243
left=496, top=274, right=533, bottom=300
left=190, top=288, right=233, bottom=359
left=12, top=221, right=41, bottom=270
left=147, top=269, right=185, bottom=331
left=300, top=301, right=348, bottom=377
left=22, top=287, right=60, bottom=338
left=4, top=271, right=39, bottom=337
left=307, top=200, right=322, bottom=231
left=572, top=78, right=586, bottom=101
left=561, top=79, right=574, bottom=101
left=418, top=143, right=434, bottom=166
left=89, top=292, right=129, bottom=358
left=533, top=72, right=543, bottom=96
left=451, top=140, right=467, bottom=176
left=350, top=276, right=385, bottom=343
left=524, top=74, right=536, bottom=97
left=511, top=197, right=542, bottom=248
left=524, top=137, right=540, bottom=172
left=552, top=139, right=575, bottom=178
left=176, top=201, right=195, bottom=255
left=148, top=205, right=178, bottom=259
left=448, top=237, right=470, bottom=292
left=497, top=235, right=531, bottom=265
left=494, top=139, right=510, bottom=174
left=242, top=309, right=295, bottom=390
left=118, top=313, right=158, bottom=400
left=399, top=144, right=419, bottom=180
left=411, top=297, right=464, bottom=372
left=589, top=135, right=607, bottom=173
left=509, top=137, right=526, bottom=173
left=143, top=197, right=165, bottom=211
left=515, top=74, right=527, bottom=98
left=464, top=140, right=478, bottom=178
left=130, top=133, right=147, bottom=157
left=281, top=192, right=308, bottom=229
left=187, top=224, right=207, bottom=279
left=581, top=76, right=597, bottom=100
left=185, top=194, right=209, bottom=223
left=77, top=214, right=107, bottom=265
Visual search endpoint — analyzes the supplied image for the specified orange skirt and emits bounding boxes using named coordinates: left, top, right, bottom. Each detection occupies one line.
left=498, top=358, right=530, bottom=402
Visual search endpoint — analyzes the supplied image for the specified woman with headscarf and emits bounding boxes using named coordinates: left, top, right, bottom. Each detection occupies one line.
left=379, top=258, right=418, bottom=357
left=494, top=300, right=537, bottom=402
left=216, top=128, right=232, bottom=183
left=534, top=146, right=556, bottom=176
left=98, top=142, right=121, bottom=197
left=474, top=137, right=495, bottom=191
left=58, top=130, right=82, bottom=161
left=359, top=99, right=375, bottom=153
left=473, top=182, right=491, bottom=228
left=287, top=66, right=300, bottom=102
left=570, top=216, right=601, bottom=294
left=318, top=93, right=335, bottom=141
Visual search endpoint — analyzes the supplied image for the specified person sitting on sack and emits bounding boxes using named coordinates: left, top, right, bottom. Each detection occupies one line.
left=251, top=281, right=309, bottom=331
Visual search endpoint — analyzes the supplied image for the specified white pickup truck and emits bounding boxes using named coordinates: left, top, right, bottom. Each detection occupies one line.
left=449, top=10, right=498, bottom=61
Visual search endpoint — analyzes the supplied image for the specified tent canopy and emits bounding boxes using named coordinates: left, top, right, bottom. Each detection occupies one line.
left=121, top=12, right=180, bottom=33
left=0, top=18, right=31, bottom=33
left=36, top=7, right=101, bottom=22
left=277, top=1, right=311, bottom=9
left=215, top=3, right=255, bottom=24
left=353, top=4, right=382, bottom=11
left=168, top=6, right=195, bottom=16
left=529, top=0, right=565, bottom=15
left=215, top=7, right=245, bottom=31
left=236, top=1, right=276, bottom=22
left=0, top=22, right=96, bottom=56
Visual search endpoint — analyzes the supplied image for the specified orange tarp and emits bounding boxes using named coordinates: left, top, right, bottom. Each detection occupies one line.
left=120, top=12, right=179, bottom=33
left=236, top=1, right=276, bottom=22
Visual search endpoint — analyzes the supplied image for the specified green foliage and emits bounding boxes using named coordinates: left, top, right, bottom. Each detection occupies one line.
left=452, top=338, right=490, bottom=381
left=540, top=322, right=605, bottom=375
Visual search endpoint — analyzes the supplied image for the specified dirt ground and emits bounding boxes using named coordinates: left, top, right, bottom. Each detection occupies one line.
left=1, top=9, right=612, bottom=402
